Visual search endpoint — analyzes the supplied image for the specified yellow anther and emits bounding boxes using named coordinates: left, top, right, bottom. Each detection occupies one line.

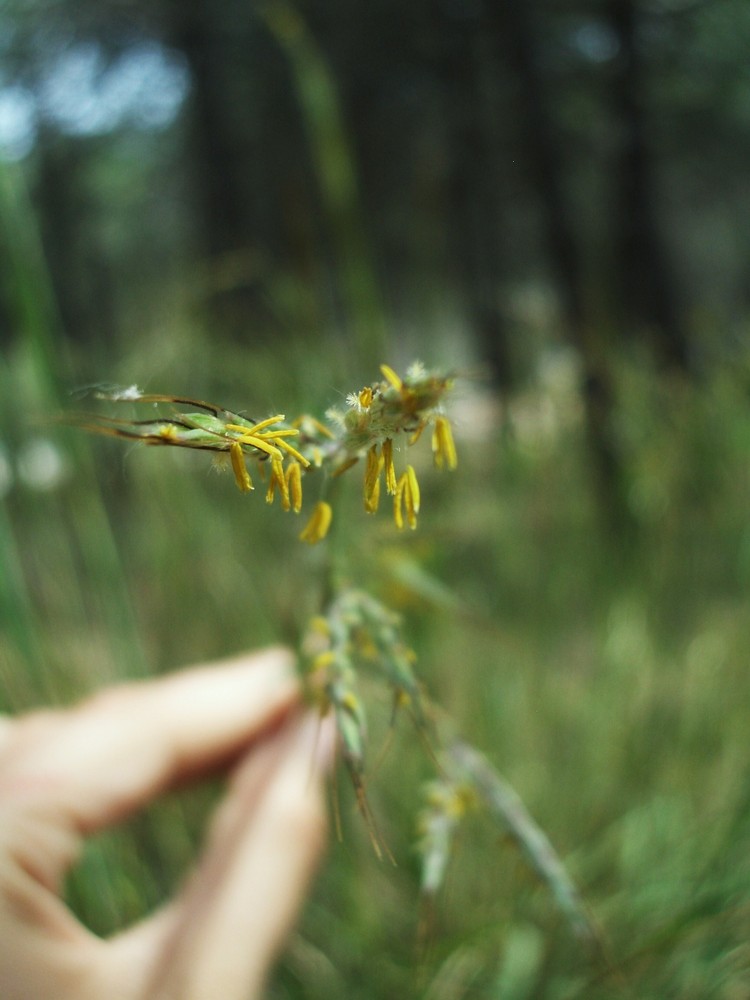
left=226, top=421, right=286, bottom=461
left=432, top=415, right=458, bottom=470
left=266, top=455, right=291, bottom=510
left=364, top=444, right=383, bottom=513
left=382, top=438, right=397, bottom=495
left=235, top=433, right=282, bottom=460
left=229, top=441, right=253, bottom=492
left=365, top=475, right=381, bottom=514
left=299, top=501, right=333, bottom=544
left=406, top=464, right=420, bottom=512
left=274, top=437, right=311, bottom=467
left=246, top=414, right=286, bottom=434
left=380, top=364, right=403, bottom=391
left=285, top=460, right=303, bottom=513
left=394, top=465, right=420, bottom=530
left=257, top=428, right=298, bottom=438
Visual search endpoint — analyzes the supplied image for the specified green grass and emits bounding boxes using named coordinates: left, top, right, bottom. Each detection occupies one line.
left=4, top=297, right=750, bottom=998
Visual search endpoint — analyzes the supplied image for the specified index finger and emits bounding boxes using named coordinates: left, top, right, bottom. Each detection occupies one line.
left=0, top=648, right=300, bottom=840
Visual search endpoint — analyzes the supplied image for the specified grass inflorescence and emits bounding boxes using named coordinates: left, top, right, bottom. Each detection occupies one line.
left=65, top=362, right=457, bottom=543
left=67, top=362, right=594, bottom=950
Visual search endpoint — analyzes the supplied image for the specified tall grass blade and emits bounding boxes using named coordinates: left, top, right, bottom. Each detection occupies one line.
left=260, top=0, right=387, bottom=372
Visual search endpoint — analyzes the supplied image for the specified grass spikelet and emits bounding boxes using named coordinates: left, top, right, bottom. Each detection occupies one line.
left=445, top=739, right=597, bottom=944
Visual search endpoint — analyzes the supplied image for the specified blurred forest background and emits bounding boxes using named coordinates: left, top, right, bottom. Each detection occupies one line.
left=3, top=1, right=750, bottom=998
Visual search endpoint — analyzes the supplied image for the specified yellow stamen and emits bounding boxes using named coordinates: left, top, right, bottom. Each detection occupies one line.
left=364, top=444, right=383, bottom=513
left=382, top=438, right=397, bottom=494
left=226, top=420, right=291, bottom=460
left=432, top=416, right=458, bottom=470
left=358, top=386, right=373, bottom=409
left=406, top=464, right=420, bottom=513
left=285, top=460, right=303, bottom=513
left=366, top=474, right=381, bottom=514
left=231, top=433, right=282, bottom=460
left=394, top=465, right=420, bottom=530
left=274, top=437, right=311, bottom=467
left=394, top=486, right=403, bottom=530
left=229, top=441, right=253, bottom=492
left=380, top=364, right=403, bottom=391
left=257, top=429, right=302, bottom=442
left=266, top=456, right=291, bottom=510
left=299, top=501, right=333, bottom=544
left=228, top=418, right=311, bottom=467
left=246, top=414, right=286, bottom=434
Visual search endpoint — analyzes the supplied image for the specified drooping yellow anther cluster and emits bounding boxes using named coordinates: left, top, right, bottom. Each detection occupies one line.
left=73, top=362, right=458, bottom=544
left=225, top=415, right=311, bottom=525
left=344, top=366, right=457, bottom=531
left=227, top=365, right=458, bottom=536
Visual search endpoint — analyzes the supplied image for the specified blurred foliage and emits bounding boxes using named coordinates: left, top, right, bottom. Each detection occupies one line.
left=3, top=0, right=750, bottom=996
left=3, top=0, right=750, bottom=370
left=4, top=282, right=750, bottom=995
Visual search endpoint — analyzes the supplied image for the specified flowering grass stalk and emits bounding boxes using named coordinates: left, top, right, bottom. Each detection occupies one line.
left=304, top=587, right=596, bottom=943
left=66, top=362, right=457, bottom=542
left=67, top=361, right=595, bottom=947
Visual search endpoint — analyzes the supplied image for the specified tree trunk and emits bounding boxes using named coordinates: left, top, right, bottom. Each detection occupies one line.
left=609, top=0, right=690, bottom=372
left=494, top=0, right=632, bottom=533
left=438, top=8, right=514, bottom=390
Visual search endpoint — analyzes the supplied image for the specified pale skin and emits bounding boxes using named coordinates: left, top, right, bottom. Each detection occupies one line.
left=0, top=648, right=331, bottom=1000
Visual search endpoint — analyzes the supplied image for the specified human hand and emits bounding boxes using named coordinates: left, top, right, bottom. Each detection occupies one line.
left=0, top=648, right=330, bottom=1000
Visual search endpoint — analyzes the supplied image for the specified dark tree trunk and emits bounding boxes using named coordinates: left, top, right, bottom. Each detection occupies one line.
left=162, top=1, right=322, bottom=337
left=492, top=0, right=585, bottom=332
left=609, top=0, right=691, bottom=372
left=437, top=7, right=514, bottom=391
left=165, top=1, right=249, bottom=260
left=493, top=0, right=632, bottom=533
